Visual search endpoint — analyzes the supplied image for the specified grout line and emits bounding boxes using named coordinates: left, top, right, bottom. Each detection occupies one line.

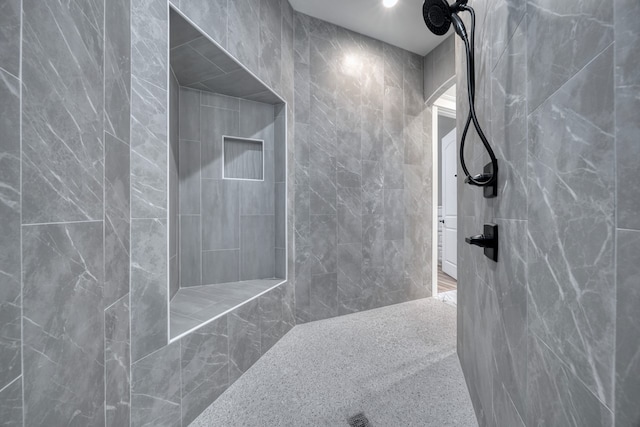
left=19, top=0, right=25, bottom=423
left=21, top=219, right=103, bottom=227
left=0, top=376, right=22, bottom=395
left=102, top=0, right=107, bottom=423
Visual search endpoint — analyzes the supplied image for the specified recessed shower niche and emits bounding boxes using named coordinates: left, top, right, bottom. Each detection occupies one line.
left=168, top=8, right=287, bottom=339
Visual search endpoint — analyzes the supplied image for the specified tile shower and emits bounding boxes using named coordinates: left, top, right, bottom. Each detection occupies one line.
left=167, top=10, right=287, bottom=338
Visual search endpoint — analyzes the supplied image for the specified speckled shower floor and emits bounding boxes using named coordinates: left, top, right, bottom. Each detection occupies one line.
left=190, top=297, right=477, bottom=426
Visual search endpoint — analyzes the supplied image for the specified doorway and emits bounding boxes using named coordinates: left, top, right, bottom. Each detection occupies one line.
left=431, top=85, right=458, bottom=299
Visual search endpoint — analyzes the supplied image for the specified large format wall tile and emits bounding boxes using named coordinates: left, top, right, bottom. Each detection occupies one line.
left=22, top=0, right=104, bottom=224
left=615, top=229, right=640, bottom=427
left=615, top=0, right=640, bottom=231
left=131, top=343, right=181, bottom=427
left=0, top=377, right=22, bottom=426
left=23, top=222, right=104, bottom=426
left=527, top=45, right=615, bottom=407
left=0, top=68, right=21, bottom=392
left=105, top=295, right=131, bottom=427
left=131, top=76, right=168, bottom=219
left=526, top=0, right=613, bottom=111
left=0, top=0, right=20, bottom=78
left=228, top=0, right=260, bottom=74
left=181, top=316, right=229, bottom=425
left=228, top=299, right=261, bottom=383
left=105, top=0, right=131, bottom=143
left=105, top=133, right=131, bottom=307
left=131, top=219, right=168, bottom=362
left=526, top=334, right=614, bottom=427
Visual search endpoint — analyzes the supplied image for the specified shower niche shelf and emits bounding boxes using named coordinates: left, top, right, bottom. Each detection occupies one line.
left=223, top=136, right=264, bottom=181
left=168, top=7, right=287, bottom=340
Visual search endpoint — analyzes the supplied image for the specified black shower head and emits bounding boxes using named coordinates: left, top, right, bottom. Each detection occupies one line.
left=423, top=0, right=468, bottom=37
left=422, top=0, right=452, bottom=36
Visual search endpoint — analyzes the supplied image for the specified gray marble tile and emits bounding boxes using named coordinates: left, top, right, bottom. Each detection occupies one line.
left=294, top=62, right=310, bottom=124
left=526, top=334, right=613, bottom=427
left=180, top=215, right=202, bottom=286
left=228, top=0, right=260, bottom=74
left=337, top=130, right=361, bottom=189
left=361, top=49, right=384, bottom=111
left=131, top=219, right=168, bottom=362
left=131, top=342, right=181, bottom=427
left=228, top=299, right=261, bottom=383
left=362, top=160, right=383, bottom=216
left=177, top=0, right=227, bottom=48
left=132, top=0, right=167, bottom=91
left=131, top=76, right=167, bottom=219
left=383, top=136, right=404, bottom=186
left=527, top=46, right=615, bottom=406
left=259, top=0, right=282, bottom=89
left=22, top=0, right=104, bottom=224
left=0, top=0, right=20, bottom=78
left=180, top=315, right=228, bottom=424
left=105, top=133, right=131, bottom=307
left=362, top=214, right=384, bottom=267
left=491, top=220, right=528, bottom=416
left=383, top=239, right=405, bottom=295
left=615, top=0, right=640, bottom=231
left=383, top=43, right=403, bottom=89
left=338, top=187, right=362, bottom=245
left=171, top=42, right=227, bottom=86
left=179, top=88, right=201, bottom=141
left=337, top=243, right=364, bottom=302
left=240, top=215, right=275, bottom=280
left=105, top=0, right=131, bottom=143
left=275, top=182, right=286, bottom=248
left=615, top=229, right=640, bottom=426
left=178, top=140, right=201, bottom=215
left=23, top=222, right=104, bottom=426
left=202, top=250, right=240, bottom=285
left=310, top=214, right=337, bottom=275
left=202, top=179, right=240, bottom=250
left=294, top=245, right=313, bottom=323
left=491, top=20, right=527, bottom=220
left=293, top=12, right=310, bottom=65
left=384, top=189, right=405, bottom=241
left=274, top=106, right=287, bottom=183
left=361, top=107, right=383, bottom=161
left=310, top=272, right=338, bottom=321
left=105, top=295, right=131, bottom=427
left=0, top=377, right=21, bottom=426
left=404, top=114, right=424, bottom=167
left=259, top=286, right=286, bottom=353
left=201, top=105, right=240, bottom=180
left=309, top=143, right=337, bottom=215
left=275, top=248, right=286, bottom=279
left=403, top=52, right=424, bottom=118
left=526, top=0, right=613, bottom=111
left=491, top=0, right=526, bottom=70
left=0, top=68, right=20, bottom=391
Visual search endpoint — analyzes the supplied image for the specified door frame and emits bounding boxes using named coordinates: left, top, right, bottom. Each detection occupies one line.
left=431, top=97, right=456, bottom=297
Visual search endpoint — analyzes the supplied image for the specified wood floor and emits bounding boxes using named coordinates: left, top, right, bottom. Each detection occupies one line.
left=437, top=264, right=457, bottom=293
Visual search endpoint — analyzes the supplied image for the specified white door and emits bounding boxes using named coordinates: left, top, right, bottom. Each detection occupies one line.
left=442, top=128, right=458, bottom=280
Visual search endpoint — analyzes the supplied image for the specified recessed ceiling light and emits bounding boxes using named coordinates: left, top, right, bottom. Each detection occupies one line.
left=383, top=0, right=399, bottom=8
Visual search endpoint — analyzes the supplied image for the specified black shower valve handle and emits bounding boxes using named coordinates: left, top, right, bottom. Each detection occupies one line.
left=465, top=234, right=495, bottom=248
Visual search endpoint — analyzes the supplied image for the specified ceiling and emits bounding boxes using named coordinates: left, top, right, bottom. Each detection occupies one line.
left=289, top=0, right=450, bottom=56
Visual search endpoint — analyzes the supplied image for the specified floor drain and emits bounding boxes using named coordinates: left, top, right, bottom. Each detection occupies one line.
left=347, top=412, right=371, bottom=427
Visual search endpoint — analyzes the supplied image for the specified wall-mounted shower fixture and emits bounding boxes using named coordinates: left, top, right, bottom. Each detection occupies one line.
left=423, top=0, right=498, bottom=199
left=465, top=223, right=498, bottom=262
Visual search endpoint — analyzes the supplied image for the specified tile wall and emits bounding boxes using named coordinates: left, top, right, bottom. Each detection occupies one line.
left=456, top=0, right=640, bottom=425
left=293, top=13, right=433, bottom=322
